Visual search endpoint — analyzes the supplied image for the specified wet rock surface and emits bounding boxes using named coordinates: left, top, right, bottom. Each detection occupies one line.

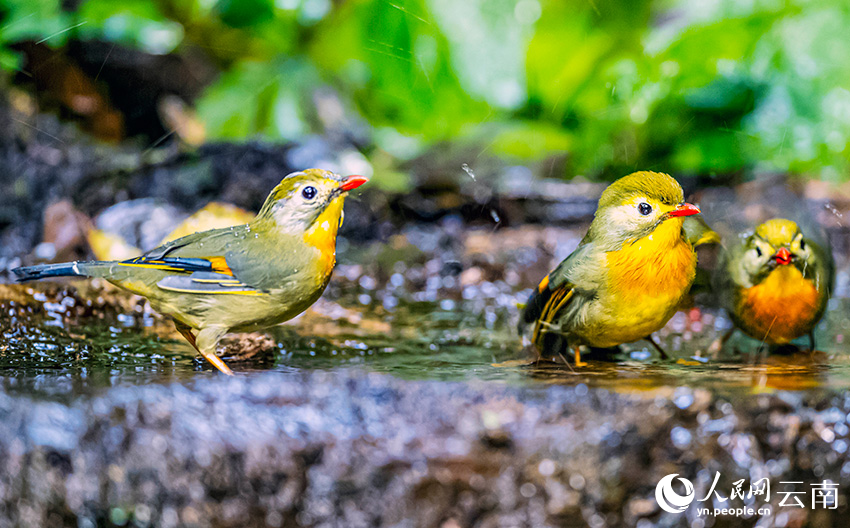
left=0, top=371, right=847, bottom=528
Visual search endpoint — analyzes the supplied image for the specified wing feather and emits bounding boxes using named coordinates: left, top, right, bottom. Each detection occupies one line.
left=120, top=223, right=312, bottom=294
left=115, top=226, right=270, bottom=295
left=156, top=271, right=262, bottom=296
left=520, top=240, right=596, bottom=350
left=120, top=256, right=234, bottom=276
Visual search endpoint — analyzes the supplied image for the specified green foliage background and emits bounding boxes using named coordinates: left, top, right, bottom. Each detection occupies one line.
left=1, top=0, right=849, bottom=180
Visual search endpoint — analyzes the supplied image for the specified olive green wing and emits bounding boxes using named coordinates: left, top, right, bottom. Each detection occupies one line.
left=683, top=216, right=721, bottom=247
left=134, top=224, right=316, bottom=294
left=808, top=237, right=835, bottom=299
left=520, top=241, right=595, bottom=347
left=710, top=236, right=757, bottom=317
left=141, top=225, right=250, bottom=262
left=116, top=225, right=287, bottom=296
left=680, top=216, right=721, bottom=298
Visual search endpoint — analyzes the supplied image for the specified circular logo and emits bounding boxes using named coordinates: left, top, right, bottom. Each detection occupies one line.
left=655, top=474, right=695, bottom=513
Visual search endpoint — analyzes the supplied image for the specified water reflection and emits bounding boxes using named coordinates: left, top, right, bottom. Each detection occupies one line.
left=515, top=352, right=836, bottom=394
left=2, top=290, right=850, bottom=400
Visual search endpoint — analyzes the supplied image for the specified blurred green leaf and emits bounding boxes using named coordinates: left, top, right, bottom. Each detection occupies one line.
left=77, top=0, right=184, bottom=54
left=0, top=0, right=74, bottom=45
left=216, top=0, right=274, bottom=28
left=1, top=0, right=849, bottom=181
left=197, top=58, right=319, bottom=140
left=310, top=0, right=490, bottom=141
left=486, top=121, right=573, bottom=160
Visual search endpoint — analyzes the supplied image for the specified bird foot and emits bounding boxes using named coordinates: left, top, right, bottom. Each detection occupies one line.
left=201, top=352, right=234, bottom=376
left=573, top=347, right=587, bottom=367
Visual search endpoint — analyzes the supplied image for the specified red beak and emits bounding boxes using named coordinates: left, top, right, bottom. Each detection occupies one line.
left=667, top=203, right=701, bottom=218
left=339, top=175, right=369, bottom=192
left=774, top=247, right=792, bottom=265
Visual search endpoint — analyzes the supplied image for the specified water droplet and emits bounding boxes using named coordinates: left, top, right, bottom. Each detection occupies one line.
left=461, top=163, right=476, bottom=181
left=490, top=210, right=501, bottom=224
left=825, top=203, right=844, bottom=224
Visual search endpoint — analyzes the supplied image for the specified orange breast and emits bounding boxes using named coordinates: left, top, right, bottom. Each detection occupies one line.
left=737, top=265, right=821, bottom=344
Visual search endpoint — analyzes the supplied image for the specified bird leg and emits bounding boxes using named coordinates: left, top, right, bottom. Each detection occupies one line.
left=808, top=333, right=816, bottom=352
left=175, top=322, right=233, bottom=376
left=201, top=351, right=235, bottom=376
left=174, top=320, right=197, bottom=346
left=573, top=345, right=587, bottom=367
left=644, top=334, right=670, bottom=360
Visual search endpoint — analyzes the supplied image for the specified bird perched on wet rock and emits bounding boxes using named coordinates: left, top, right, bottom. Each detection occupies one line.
left=14, top=169, right=368, bottom=375
left=713, top=218, right=833, bottom=349
left=520, top=171, right=703, bottom=364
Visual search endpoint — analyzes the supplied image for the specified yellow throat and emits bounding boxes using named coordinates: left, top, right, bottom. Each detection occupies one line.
left=303, top=195, right=345, bottom=278
left=606, top=217, right=696, bottom=302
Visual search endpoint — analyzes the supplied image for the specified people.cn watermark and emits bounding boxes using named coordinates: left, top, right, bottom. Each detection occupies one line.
left=655, top=473, right=839, bottom=516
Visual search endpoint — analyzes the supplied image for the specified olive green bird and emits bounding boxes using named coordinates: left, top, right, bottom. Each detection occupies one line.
left=14, top=169, right=368, bottom=375
left=520, top=171, right=704, bottom=363
left=713, top=218, right=833, bottom=349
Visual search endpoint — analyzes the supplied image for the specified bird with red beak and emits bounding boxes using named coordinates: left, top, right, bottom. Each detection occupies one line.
left=14, top=169, right=368, bottom=374
left=714, top=218, right=833, bottom=348
left=520, top=171, right=706, bottom=363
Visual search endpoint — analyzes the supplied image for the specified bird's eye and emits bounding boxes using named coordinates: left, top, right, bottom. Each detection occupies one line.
left=755, top=247, right=762, bottom=257
left=800, top=239, right=806, bottom=250
left=638, top=202, right=652, bottom=216
left=302, top=186, right=317, bottom=200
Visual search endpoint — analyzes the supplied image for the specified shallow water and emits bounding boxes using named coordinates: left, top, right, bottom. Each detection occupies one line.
left=4, top=289, right=850, bottom=400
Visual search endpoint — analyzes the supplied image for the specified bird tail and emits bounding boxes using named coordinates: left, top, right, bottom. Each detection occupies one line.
left=12, top=261, right=111, bottom=282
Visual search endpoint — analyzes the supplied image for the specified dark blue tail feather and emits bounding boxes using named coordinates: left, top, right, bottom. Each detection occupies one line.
left=13, top=261, right=86, bottom=282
